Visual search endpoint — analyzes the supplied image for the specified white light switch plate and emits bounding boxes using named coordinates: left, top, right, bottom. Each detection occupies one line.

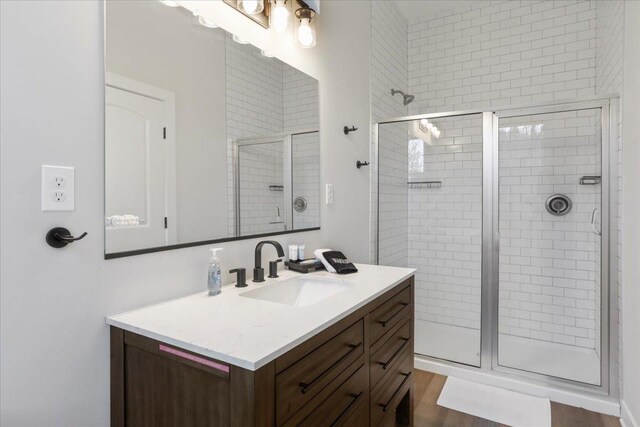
left=42, top=165, right=74, bottom=211
left=326, top=184, right=334, bottom=205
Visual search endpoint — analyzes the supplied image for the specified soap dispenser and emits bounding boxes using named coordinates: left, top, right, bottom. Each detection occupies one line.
left=208, top=248, right=223, bottom=296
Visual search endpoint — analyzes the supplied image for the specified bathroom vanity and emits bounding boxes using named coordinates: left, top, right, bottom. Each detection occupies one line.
left=108, top=264, right=415, bottom=426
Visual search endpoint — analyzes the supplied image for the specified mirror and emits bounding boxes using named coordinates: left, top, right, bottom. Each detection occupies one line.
left=104, top=0, right=320, bottom=257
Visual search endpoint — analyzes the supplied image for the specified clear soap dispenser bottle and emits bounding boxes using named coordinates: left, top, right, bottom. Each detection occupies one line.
left=208, top=248, right=223, bottom=296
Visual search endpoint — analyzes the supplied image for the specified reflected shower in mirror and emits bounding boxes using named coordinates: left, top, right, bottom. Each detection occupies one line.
left=104, top=0, right=319, bottom=256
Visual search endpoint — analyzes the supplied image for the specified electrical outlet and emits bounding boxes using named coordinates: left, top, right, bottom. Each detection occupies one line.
left=53, top=191, right=67, bottom=202
left=42, top=165, right=74, bottom=211
left=54, top=176, right=66, bottom=188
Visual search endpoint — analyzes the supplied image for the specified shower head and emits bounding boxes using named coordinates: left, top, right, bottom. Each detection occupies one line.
left=391, top=89, right=415, bottom=106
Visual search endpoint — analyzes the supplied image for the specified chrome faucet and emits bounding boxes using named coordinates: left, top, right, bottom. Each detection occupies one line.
left=253, top=240, right=285, bottom=282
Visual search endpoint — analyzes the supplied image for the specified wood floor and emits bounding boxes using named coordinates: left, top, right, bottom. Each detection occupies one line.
left=413, top=370, right=620, bottom=427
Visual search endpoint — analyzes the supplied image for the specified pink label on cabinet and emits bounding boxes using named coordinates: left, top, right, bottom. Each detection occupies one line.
left=159, top=344, right=230, bottom=373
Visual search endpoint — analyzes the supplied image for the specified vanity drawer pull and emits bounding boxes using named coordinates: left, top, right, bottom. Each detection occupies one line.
left=330, top=391, right=364, bottom=427
left=377, top=302, right=409, bottom=327
left=299, top=342, right=362, bottom=394
left=379, top=372, right=412, bottom=412
left=378, top=337, right=410, bottom=370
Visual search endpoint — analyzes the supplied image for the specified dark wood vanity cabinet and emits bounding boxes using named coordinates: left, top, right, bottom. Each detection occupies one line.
left=111, top=276, right=414, bottom=427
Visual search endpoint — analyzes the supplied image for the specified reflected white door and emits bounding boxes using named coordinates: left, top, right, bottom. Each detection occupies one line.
left=105, top=86, right=166, bottom=253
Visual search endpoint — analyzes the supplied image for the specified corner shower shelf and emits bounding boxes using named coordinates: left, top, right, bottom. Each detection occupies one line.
left=579, top=176, right=601, bottom=185
left=408, top=180, right=442, bottom=189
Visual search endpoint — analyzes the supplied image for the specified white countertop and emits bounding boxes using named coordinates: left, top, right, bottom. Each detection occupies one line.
left=106, top=263, right=415, bottom=371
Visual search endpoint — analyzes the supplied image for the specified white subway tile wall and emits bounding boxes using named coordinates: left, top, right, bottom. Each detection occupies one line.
left=225, top=34, right=319, bottom=236
left=238, top=142, right=285, bottom=235
left=371, top=0, right=409, bottom=265
left=407, top=0, right=597, bottom=115
left=498, top=109, right=601, bottom=348
left=408, top=115, right=484, bottom=329
left=378, top=122, right=409, bottom=267
left=292, top=132, right=320, bottom=230
left=284, top=66, right=319, bottom=132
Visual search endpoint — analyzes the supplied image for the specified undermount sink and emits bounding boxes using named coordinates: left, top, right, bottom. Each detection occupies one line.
left=240, top=275, right=353, bottom=307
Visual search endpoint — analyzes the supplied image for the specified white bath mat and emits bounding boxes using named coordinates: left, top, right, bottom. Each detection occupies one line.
left=437, top=376, right=551, bottom=427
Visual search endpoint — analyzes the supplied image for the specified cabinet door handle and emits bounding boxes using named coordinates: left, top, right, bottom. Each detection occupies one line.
left=298, top=342, right=362, bottom=394
left=379, top=372, right=412, bottom=412
left=378, top=337, right=410, bottom=370
left=377, top=302, right=409, bottom=327
left=330, top=391, right=364, bottom=427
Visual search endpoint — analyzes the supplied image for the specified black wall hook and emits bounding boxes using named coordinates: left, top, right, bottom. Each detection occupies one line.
left=344, top=125, right=358, bottom=135
left=356, top=161, right=370, bottom=169
left=46, top=227, right=88, bottom=248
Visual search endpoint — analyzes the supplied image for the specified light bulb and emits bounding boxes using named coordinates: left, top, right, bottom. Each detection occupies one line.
left=198, top=16, right=219, bottom=29
left=240, top=0, right=264, bottom=15
left=297, top=18, right=314, bottom=47
left=159, top=0, right=180, bottom=6
left=420, top=119, right=429, bottom=127
left=272, top=0, right=290, bottom=33
left=426, top=122, right=433, bottom=130
left=232, top=34, right=249, bottom=44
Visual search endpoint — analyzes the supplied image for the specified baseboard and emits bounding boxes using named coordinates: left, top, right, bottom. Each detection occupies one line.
left=415, top=354, right=621, bottom=417
left=621, top=400, right=639, bottom=427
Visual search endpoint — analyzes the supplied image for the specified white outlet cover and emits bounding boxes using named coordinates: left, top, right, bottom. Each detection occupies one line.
left=42, top=165, right=74, bottom=211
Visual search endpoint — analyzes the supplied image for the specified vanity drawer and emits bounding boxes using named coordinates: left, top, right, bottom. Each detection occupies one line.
left=368, top=285, right=412, bottom=346
left=284, top=363, right=368, bottom=427
left=370, top=349, right=413, bottom=427
left=275, top=320, right=364, bottom=425
left=369, top=318, right=412, bottom=390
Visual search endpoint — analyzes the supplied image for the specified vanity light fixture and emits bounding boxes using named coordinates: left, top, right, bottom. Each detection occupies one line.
left=238, top=0, right=264, bottom=15
left=232, top=34, right=250, bottom=44
left=158, top=0, right=181, bottom=6
left=271, top=0, right=290, bottom=33
left=198, top=16, right=219, bottom=29
left=419, top=119, right=440, bottom=138
left=295, top=7, right=316, bottom=48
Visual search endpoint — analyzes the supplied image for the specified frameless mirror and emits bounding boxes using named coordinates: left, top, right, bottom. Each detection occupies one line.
left=104, top=0, right=320, bottom=257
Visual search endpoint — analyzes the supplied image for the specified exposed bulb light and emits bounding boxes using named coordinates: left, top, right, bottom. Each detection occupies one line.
left=260, top=50, right=274, bottom=58
left=232, top=34, right=249, bottom=44
left=239, top=0, right=264, bottom=15
left=297, top=18, right=314, bottom=47
left=271, top=0, right=290, bottom=33
left=295, top=7, right=316, bottom=48
left=158, top=0, right=180, bottom=6
left=426, top=122, right=433, bottom=130
left=198, top=16, right=219, bottom=29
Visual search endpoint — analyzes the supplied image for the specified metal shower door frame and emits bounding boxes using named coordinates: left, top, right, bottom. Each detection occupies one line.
left=490, top=99, right=613, bottom=396
left=374, top=96, right=618, bottom=399
left=233, top=135, right=290, bottom=236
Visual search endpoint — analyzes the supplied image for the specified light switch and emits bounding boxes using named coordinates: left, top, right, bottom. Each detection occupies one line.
left=42, top=165, right=74, bottom=211
left=326, top=184, right=334, bottom=205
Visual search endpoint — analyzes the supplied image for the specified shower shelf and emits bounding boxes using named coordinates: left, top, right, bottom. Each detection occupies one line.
left=579, top=176, right=601, bottom=185
left=268, top=185, right=284, bottom=191
left=408, top=180, right=442, bottom=189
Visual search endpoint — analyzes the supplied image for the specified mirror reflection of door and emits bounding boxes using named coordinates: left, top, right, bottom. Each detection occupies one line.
left=105, top=85, right=168, bottom=253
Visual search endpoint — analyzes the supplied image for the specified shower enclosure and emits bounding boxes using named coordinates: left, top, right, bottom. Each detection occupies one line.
left=233, top=130, right=320, bottom=237
left=374, top=98, right=615, bottom=394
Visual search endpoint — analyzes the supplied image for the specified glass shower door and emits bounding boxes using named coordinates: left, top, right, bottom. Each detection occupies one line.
left=378, top=113, right=484, bottom=367
left=496, top=108, right=603, bottom=385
